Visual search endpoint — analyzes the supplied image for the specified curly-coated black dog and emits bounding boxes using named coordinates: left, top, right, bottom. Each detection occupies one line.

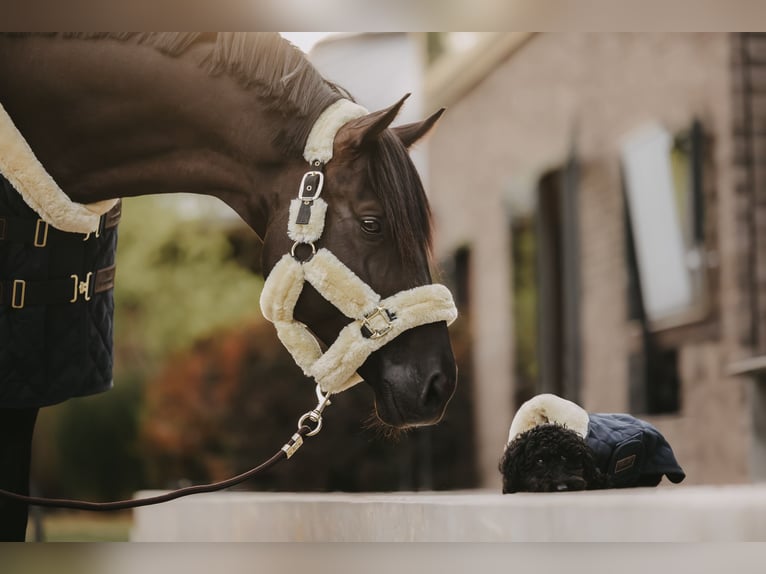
left=499, top=394, right=685, bottom=493
left=500, top=423, right=609, bottom=493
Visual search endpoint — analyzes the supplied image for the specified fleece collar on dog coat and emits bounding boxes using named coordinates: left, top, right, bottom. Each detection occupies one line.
left=260, top=99, right=458, bottom=395
left=507, top=393, right=590, bottom=443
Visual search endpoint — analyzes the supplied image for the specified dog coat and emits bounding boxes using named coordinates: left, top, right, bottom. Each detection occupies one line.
left=508, top=394, right=686, bottom=487
left=586, top=412, right=685, bottom=487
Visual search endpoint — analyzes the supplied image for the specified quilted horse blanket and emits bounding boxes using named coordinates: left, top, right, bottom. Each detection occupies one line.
left=0, top=104, right=120, bottom=407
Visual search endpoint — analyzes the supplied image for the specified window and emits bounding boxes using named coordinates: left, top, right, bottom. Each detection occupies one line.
left=622, top=119, right=705, bottom=414
left=505, top=153, right=582, bottom=408
left=621, top=120, right=708, bottom=330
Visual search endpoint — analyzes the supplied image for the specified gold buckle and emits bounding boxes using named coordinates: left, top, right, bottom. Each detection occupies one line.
left=33, top=219, right=49, bottom=247
left=69, top=272, right=93, bottom=303
left=82, top=228, right=100, bottom=242
left=360, top=306, right=395, bottom=339
left=11, top=279, right=26, bottom=309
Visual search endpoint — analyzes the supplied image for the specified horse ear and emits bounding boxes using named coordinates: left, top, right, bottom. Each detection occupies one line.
left=340, top=94, right=410, bottom=150
left=392, top=108, right=446, bottom=149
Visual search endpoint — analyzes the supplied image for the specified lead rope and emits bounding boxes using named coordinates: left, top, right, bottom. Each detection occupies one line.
left=0, top=385, right=331, bottom=511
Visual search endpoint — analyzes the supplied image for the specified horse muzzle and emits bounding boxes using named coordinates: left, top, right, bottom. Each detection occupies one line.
left=360, top=321, right=457, bottom=428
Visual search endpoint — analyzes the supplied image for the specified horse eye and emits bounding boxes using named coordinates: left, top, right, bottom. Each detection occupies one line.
left=536, top=459, right=544, bottom=466
left=361, top=217, right=382, bottom=235
left=561, top=455, right=567, bottom=462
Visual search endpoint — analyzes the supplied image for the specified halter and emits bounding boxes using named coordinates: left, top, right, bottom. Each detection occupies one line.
left=259, top=99, right=458, bottom=395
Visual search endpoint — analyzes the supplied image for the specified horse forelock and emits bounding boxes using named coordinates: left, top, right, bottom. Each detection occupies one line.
left=368, top=131, right=433, bottom=271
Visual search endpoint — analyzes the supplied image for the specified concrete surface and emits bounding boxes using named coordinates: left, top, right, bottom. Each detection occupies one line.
left=131, top=484, right=766, bottom=542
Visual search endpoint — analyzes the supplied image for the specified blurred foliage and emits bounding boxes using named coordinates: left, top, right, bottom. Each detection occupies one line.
left=113, top=196, right=264, bottom=366
left=32, top=374, right=145, bottom=501
left=510, top=216, right=539, bottom=406
left=33, top=195, right=264, bottom=501
left=141, top=315, right=477, bottom=492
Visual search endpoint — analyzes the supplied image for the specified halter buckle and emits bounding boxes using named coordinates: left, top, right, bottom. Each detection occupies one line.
left=298, top=171, right=324, bottom=201
left=360, top=306, right=396, bottom=339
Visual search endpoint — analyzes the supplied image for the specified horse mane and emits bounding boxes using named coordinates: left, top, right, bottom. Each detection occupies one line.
left=2, top=32, right=432, bottom=264
left=55, top=32, right=345, bottom=156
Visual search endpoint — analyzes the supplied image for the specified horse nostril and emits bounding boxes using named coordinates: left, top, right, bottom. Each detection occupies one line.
left=420, top=370, right=453, bottom=411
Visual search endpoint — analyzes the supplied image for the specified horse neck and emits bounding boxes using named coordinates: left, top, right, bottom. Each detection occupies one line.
left=0, top=35, right=313, bottom=238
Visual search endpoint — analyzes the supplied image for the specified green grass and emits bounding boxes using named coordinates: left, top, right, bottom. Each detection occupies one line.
left=26, top=510, right=133, bottom=542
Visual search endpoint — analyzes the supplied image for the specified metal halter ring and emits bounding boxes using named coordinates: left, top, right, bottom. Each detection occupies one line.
left=290, top=241, right=316, bottom=262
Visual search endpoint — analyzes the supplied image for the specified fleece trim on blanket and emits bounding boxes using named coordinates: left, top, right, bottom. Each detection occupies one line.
left=0, top=103, right=119, bottom=233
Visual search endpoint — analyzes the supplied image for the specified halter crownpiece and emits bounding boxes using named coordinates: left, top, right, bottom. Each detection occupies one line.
left=260, top=98, right=458, bottom=395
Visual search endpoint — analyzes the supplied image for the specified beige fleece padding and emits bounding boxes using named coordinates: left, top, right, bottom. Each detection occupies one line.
left=260, top=247, right=458, bottom=394
left=263, top=95, right=457, bottom=393
left=507, top=393, right=590, bottom=443
left=303, top=249, right=380, bottom=318
left=310, top=282, right=457, bottom=393
left=0, top=103, right=119, bottom=233
left=303, top=99, right=368, bottom=164
left=288, top=197, right=328, bottom=243
left=260, top=254, right=306, bottom=323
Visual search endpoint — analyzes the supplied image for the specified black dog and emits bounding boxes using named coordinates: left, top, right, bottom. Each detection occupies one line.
left=499, top=394, right=685, bottom=493
left=500, top=423, right=609, bottom=493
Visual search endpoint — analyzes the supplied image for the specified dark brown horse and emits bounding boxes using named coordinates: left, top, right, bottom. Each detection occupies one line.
left=0, top=32, right=457, bottom=540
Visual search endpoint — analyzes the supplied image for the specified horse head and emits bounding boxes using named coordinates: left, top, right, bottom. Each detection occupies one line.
left=261, top=95, right=457, bottom=428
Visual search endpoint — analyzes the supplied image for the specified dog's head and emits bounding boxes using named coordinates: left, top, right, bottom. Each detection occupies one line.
left=499, top=423, right=607, bottom=493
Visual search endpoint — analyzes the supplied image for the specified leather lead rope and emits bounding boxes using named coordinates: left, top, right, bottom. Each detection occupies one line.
left=0, top=385, right=331, bottom=512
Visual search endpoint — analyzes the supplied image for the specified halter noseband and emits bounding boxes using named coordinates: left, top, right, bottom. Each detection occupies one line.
left=259, top=99, right=458, bottom=395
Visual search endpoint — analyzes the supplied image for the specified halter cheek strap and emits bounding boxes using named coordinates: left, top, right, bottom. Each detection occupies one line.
left=259, top=98, right=458, bottom=395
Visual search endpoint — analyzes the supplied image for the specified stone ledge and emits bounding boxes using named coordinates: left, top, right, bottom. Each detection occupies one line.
left=130, top=485, right=766, bottom=542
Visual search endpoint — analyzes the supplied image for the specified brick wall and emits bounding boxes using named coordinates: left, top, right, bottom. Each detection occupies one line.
left=429, top=33, right=750, bottom=486
left=731, top=33, right=766, bottom=351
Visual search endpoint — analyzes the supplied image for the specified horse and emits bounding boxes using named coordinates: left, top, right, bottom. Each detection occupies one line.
left=0, top=32, right=457, bottom=540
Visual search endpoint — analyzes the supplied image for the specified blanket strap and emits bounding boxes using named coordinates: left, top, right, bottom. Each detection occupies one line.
left=0, top=264, right=116, bottom=308
left=0, top=200, right=121, bottom=247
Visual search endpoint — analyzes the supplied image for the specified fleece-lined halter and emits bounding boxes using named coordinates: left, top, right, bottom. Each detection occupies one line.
left=259, top=99, right=458, bottom=395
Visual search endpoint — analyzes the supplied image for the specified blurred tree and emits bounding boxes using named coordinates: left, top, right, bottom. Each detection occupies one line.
left=33, top=195, right=264, bottom=500
left=141, top=315, right=477, bottom=492
left=32, top=373, right=145, bottom=501
left=114, top=196, right=264, bottom=367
